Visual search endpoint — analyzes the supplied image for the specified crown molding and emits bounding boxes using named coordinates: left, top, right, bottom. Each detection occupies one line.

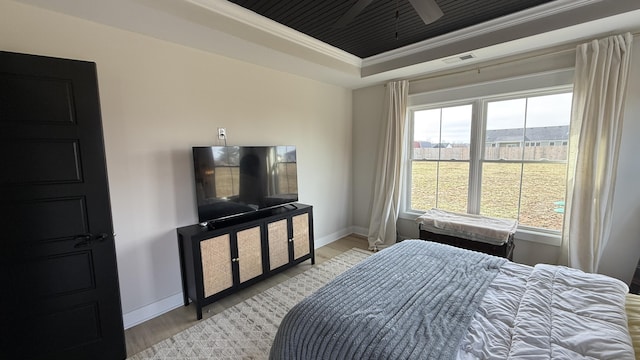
left=182, top=0, right=601, bottom=71
left=362, top=0, right=598, bottom=66
left=14, top=0, right=637, bottom=88
left=184, top=0, right=362, bottom=67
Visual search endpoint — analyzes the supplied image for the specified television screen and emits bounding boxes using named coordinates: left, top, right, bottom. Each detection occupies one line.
left=192, top=146, right=298, bottom=222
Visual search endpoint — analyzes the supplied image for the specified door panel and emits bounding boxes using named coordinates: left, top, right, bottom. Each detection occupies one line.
left=16, top=251, right=95, bottom=297
left=0, top=51, right=126, bottom=359
left=236, top=226, right=263, bottom=283
left=292, top=213, right=310, bottom=260
left=201, top=234, right=233, bottom=297
left=1, top=73, right=76, bottom=124
left=17, top=197, right=89, bottom=242
left=33, top=302, right=102, bottom=353
left=267, top=219, right=289, bottom=270
left=0, top=139, right=82, bottom=184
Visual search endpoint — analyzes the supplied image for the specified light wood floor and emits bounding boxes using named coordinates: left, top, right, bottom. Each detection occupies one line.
left=124, top=234, right=369, bottom=356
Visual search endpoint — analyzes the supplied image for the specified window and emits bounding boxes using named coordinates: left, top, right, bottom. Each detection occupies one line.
left=407, top=89, right=573, bottom=233
left=411, top=104, right=472, bottom=214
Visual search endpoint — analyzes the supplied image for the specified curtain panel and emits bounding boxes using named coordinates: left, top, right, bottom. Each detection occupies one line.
left=367, top=80, right=409, bottom=251
left=560, top=32, right=633, bottom=272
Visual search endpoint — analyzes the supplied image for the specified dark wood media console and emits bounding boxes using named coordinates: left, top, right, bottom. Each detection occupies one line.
left=177, top=203, right=314, bottom=319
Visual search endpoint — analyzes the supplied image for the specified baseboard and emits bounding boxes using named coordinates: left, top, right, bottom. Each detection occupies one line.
left=350, top=226, right=368, bottom=238
left=123, top=226, right=360, bottom=329
left=122, top=292, right=184, bottom=329
left=313, top=227, right=355, bottom=248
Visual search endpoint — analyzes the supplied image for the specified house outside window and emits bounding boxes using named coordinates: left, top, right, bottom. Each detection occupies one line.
left=407, top=88, right=572, bottom=235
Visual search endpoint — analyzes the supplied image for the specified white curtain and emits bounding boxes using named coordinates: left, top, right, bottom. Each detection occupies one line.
left=367, top=80, right=409, bottom=251
left=560, top=33, right=633, bottom=272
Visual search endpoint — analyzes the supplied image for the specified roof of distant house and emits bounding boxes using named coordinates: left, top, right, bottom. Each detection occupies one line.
left=486, top=125, right=569, bottom=143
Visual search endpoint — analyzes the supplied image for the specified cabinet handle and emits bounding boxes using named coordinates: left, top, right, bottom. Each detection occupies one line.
left=288, top=238, right=293, bottom=242
left=231, top=258, right=240, bottom=262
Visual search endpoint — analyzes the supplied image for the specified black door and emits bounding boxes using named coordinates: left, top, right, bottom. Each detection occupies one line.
left=0, top=51, right=126, bottom=359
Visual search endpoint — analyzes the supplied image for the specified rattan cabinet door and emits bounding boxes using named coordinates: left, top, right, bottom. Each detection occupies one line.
left=268, top=219, right=289, bottom=270
left=200, top=234, right=233, bottom=297
left=292, top=213, right=310, bottom=260
left=236, top=226, right=264, bottom=283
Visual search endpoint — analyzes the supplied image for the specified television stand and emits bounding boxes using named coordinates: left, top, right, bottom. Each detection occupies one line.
left=176, top=203, right=314, bottom=320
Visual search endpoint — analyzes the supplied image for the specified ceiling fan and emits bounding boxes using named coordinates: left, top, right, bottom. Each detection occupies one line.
left=333, top=0, right=444, bottom=28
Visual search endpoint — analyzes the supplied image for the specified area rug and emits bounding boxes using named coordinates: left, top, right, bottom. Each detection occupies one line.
left=128, top=248, right=372, bottom=360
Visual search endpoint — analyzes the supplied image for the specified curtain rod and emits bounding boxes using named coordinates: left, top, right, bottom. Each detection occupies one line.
left=395, top=31, right=640, bottom=85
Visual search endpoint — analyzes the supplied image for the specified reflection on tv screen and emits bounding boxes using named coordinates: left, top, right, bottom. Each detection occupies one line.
left=193, top=146, right=298, bottom=222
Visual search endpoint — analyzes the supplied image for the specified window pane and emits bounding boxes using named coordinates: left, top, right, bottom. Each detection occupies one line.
left=485, top=99, right=526, bottom=160
left=410, top=161, right=469, bottom=212
left=440, top=105, right=472, bottom=160
left=519, top=163, right=566, bottom=230
left=411, top=161, right=437, bottom=210
left=412, top=105, right=471, bottom=160
left=524, top=93, right=572, bottom=161
left=413, top=109, right=441, bottom=160
left=437, top=162, right=469, bottom=213
left=480, top=163, right=520, bottom=220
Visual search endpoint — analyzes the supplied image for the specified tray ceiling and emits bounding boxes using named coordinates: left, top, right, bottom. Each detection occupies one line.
left=228, top=0, right=556, bottom=58
left=12, top=0, right=640, bottom=88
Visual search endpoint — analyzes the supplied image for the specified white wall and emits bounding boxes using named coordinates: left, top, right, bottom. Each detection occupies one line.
left=0, top=0, right=353, bottom=327
left=351, top=85, right=386, bottom=236
left=353, top=37, right=640, bottom=283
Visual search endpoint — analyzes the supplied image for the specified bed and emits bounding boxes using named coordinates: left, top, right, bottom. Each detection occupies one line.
left=270, top=240, right=636, bottom=359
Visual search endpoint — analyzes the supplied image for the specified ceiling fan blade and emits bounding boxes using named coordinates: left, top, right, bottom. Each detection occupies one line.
left=408, top=0, right=443, bottom=25
left=333, top=0, right=375, bottom=28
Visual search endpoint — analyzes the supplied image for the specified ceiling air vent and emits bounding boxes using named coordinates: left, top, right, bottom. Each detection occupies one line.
left=443, top=53, right=476, bottom=64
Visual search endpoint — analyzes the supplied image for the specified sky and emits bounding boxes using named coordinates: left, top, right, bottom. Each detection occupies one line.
left=413, top=92, right=573, bottom=143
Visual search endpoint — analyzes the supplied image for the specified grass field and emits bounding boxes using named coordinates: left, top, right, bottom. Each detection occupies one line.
left=411, top=161, right=566, bottom=230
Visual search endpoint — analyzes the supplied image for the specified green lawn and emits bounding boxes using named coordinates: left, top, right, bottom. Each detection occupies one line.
left=411, top=161, right=566, bottom=231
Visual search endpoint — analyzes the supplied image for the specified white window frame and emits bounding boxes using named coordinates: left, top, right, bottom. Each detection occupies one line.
left=402, top=71, right=574, bottom=246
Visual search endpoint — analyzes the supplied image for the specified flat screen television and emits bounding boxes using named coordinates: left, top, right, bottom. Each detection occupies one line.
left=192, top=145, right=298, bottom=223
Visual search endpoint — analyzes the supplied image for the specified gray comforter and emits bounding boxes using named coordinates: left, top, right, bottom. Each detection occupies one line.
left=269, top=240, right=507, bottom=360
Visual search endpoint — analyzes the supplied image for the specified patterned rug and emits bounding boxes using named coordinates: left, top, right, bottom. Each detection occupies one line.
left=128, top=248, right=372, bottom=360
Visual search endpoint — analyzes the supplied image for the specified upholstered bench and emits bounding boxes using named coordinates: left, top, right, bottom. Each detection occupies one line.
left=416, top=209, right=517, bottom=260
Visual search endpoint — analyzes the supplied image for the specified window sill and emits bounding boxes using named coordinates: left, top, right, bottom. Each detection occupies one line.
left=399, top=211, right=562, bottom=247
left=515, top=228, right=561, bottom=246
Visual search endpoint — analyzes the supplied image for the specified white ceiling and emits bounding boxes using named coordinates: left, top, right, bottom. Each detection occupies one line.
left=15, top=0, right=640, bottom=89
